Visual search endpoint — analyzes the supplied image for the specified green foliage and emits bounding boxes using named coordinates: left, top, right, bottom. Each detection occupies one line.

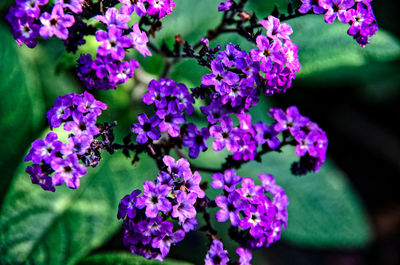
left=289, top=16, right=400, bottom=76
left=0, top=152, right=158, bottom=265
left=78, top=252, right=193, bottom=265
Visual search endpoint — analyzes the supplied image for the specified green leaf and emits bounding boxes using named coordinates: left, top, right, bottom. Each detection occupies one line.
left=0, top=152, right=159, bottom=265
left=0, top=23, right=78, bottom=204
left=78, top=252, right=193, bottom=265
left=288, top=16, right=400, bottom=76
left=237, top=147, right=372, bottom=248
left=0, top=22, right=46, bottom=202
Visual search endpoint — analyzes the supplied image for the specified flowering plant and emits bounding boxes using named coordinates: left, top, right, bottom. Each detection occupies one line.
left=1, top=0, right=396, bottom=264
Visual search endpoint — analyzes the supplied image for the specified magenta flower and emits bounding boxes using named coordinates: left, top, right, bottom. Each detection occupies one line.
left=182, top=171, right=205, bottom=198
left=156, top=102, right=185, bottom=137
left=259, top=16, right=293, bottom=42
left=94, top=7, right=131, bottom=29
left=152, top=228, right=185, bottom=258
left=95, top=26, right=132, bottom=60
left=130, top=23, right=152, bottom=57
left=215, top=191, right=243, bottom=226
left=211, top=169, right=242, bottom=192
left=210, top=116, right=236, bottom=152
left=162, top=155, right=192, bottom=179
left=270, top=106, right=310, bottom=134
left=39, top=4, right=75, bottom=40
left=250, top=35, right=284, bottom=73
left=64, top=111, right=99, bottom=137
left=319, top=0, right=355, bottom=23
left=346, top=4, right=374, bottom=36
left=15, top=0, right=48, bottom=18
left=147, top=0, right=175, bottom=19
left=236, top=248, right=252, bottom=265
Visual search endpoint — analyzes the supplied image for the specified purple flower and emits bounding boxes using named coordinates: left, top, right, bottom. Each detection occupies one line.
left=264, top=64, right=293, bottom=95
left=253, top=122, right=281, bottom=150
left=73, top=91, right=107, bottom=116
left=183, top=123, right=210, bottom=158
left=156, top=102, right=185, bottom=137
left=182, top=171, right=205, bottom=198
left=142, top=79, right=172, bottom=108
left=239, top=204, right=268, bottom=237
left=147, top=0, right=175, bottom=19
left=162, top=155, right=192, bottom=179
left=56, top=0, right=84, bottom=14
left=156, top=171, right=174, bottom=186
left=259, top=16, right=293, bottom=42
left=152, top=228, right=185, bottom=258
left=94, top=7, right=131, bottom=29
left=259, top=173, right=283, bottom=196
left=204, top=240, right=229, bottom=265
left=269, top=106, right=309, bottom=134
left=51, top=154, right=87, bottom=189
left=231, top=132, right=257, bottom=161
left=282, top=41, right=301, bottom=72
left=346, top=4, right=374, bottom=36
left=250, top=35, right=284, bottom=73
left=319, top=0, right=355, bottom=23
left=200, top=101, right=228, bottom=124
left=118, top=189, right=141, bottom=219
left=26, top=164, right=55, bottom=192
left=210, top=116, right=236, bottom=152
left=237, top=177, right=264, bottom=203
left=171, top=191, right=197, bottom=223
left=39, top=5, right=75, bottom=40
left=109, top=59, right=139, bottom=84
left=131, top=113, right=161, bottom=144
left=10, top=16, right=41, bottom=48
left=92, top=54, right=114, bottom=79
left=61, top=134, right=92, bottom=155
left=120, top=0, right=147, bottom=17
left=218, top=0, right=233, bottom=11
left=130, top=22, right=152, bottom=57
left=217, top=44, right=247, bottom=68
left=236, top=248, right=252, bottom=265
left=64, top=111, right=99, bottom=137
left=136, top=181, right=172, bottom=218
left=201, top=60, right=240, bottom=94
left=181, top=218, right=198, bottom=232
left=298, top=0, right=326, bottom=14
left=25, top=132, right=62, bottom=164
left=173, top=83, right=195, bottom=115
left=95, top=26, right=132, bottom=60
left=14, top=0, right=48, bottom=17
left=295, top=130, right=320, bottom=157
left=215, top=191, right=243, bottom=226
left=211, top=169, right=242, bottom=192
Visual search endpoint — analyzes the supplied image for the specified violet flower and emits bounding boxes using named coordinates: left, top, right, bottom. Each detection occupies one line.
left=39, top=4, right=75, bottom=40
left=131, top=113, right=161, bottom=144
left=94, top=7, right=131, bottom=29
left=95, top=26, right=132, bottom=61
left=51, top=154, right=87, bottom=189
left=298, top=0, right=325, bottom=14
left=117, top=189, right=141, bottom=219
left=136, top=181, right=172, bottom=218
left=183, top=123, right=210, bottom=158
left=204, top=240, right=229, bottom=265
left=131, top=22, right=152, bottom=57
left=319, top=0, right=355, bottom=23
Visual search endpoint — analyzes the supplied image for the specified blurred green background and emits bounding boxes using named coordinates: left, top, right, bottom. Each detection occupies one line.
left=1, top=0, right=400, bottom=265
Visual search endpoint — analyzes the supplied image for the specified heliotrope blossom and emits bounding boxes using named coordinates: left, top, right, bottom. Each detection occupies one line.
left=118, top=156, right=204, bottom=261
left=24, top=92, right=107, bottom=191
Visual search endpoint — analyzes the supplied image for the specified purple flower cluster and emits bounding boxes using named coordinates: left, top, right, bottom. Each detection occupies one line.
left=24, top=92, right=107, bottom=191
left=118, top=155, right=204, bottom=261
left=270, top=106, right=328, bottom=172
left=76, top=53, right=139, bottom=90
left=201, top=17, right=299, bottom=103
left=212, top=170, right=289, bottom=249
left=299, top=0, right=378, bottom=47
left=119, top=0, right=175, bottom=19
left=131, top=78, right=195, bottom=144
left=6, top=1, right=78, bottom=48
left=209, top=113, right=280, bottom=162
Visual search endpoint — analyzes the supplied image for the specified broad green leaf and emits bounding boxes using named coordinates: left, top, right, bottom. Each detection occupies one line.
left=237, top=147, right=372, bottom=248
left=0, top=23, right=45, bottom=203
left=288, top=16, right=400, bottom=76
left=78, top=252, right=193, bottom=265
left=0, top=24, right=78, bottom=204
left=0, top=152, right=158, bottom=265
